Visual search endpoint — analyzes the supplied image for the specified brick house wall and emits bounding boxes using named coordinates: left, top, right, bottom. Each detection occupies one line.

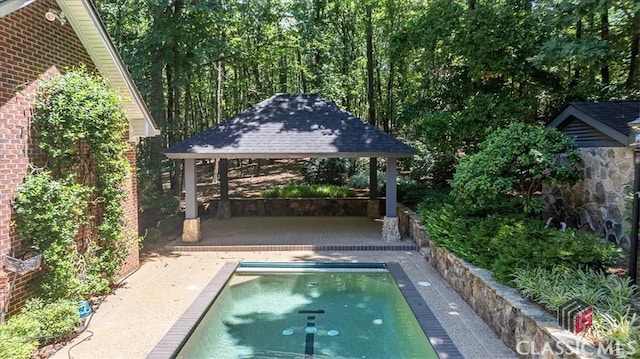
left=0, top=0, right=140, bottom=315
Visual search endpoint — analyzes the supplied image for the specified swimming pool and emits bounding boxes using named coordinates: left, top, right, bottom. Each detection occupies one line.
left=148, top=262, right=461, bottom=359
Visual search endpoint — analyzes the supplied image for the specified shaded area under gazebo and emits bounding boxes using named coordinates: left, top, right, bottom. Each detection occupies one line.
left=163, top=93, right=416, bottom=243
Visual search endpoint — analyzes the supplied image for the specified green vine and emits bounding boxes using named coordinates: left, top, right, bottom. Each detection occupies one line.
left=13, top=172, right=91, bottom=299
left=14, top=67, right=133, bottom=299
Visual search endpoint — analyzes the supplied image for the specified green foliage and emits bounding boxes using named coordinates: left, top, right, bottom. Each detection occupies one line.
left=25, top=68, right=132, bottom=298
left=13, top=172, right=92, bottom=300
left=0, top=299, right=81, bottom=359
left=451, top=123, right=582, bottom=212
left=261, top=184, right=355, bottom=198
left=347, top=170, right=385, bottom=190
left=419, top=198, right=620, bottom=283
left=301, top=158, right=356, bottom=186
left=512, top=267, right=640, bottom=353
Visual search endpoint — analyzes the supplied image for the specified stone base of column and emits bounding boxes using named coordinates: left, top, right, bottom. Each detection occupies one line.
left=217, top=200, right=231, bottom=219
left=382, top=216, right=401, bottom=242
left=367, top=200, right=380, bottom=219
left=182, top=217, right=201, bottom=243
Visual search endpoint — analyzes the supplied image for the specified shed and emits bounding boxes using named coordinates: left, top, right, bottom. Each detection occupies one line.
left=163, top=93, right=416, bottom=242
left=547, top=101, right=640, bottom=249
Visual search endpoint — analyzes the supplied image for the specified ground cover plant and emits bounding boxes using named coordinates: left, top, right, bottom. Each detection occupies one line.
left=261, top=183, right=356, bottom=198
left=513, top=267, right=640, bottom=355
left=0, top=299, right=80, bottom=359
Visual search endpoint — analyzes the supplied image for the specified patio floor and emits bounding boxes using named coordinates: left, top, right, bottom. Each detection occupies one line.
left=166, top=216, right=418, bottom=251
left=50, top=217, right=517, bottom=359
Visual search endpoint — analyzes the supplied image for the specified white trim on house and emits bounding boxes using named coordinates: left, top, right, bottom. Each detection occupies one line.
left=56, top=0, right=159, bottom=142
left=0, top=0, right=36, bottom=18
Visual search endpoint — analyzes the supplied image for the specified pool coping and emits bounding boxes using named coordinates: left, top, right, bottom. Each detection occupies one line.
left=165, top=243, right=418, bottom=252
left=147, top=261, right=462, bottom=359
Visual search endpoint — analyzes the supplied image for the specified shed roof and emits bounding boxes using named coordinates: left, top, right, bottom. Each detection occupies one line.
left=163, top=93, right=416, bottom=159
left=547, top=101, right=640, bottom=147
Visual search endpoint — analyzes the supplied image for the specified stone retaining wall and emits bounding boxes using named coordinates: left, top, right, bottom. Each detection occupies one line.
left=207, top=198, right=382, bottom=217
left=396, top=204, right=605, bottom=359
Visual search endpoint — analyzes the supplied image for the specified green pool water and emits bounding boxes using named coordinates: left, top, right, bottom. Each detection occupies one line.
left=176, top=264, right=439, bottom=359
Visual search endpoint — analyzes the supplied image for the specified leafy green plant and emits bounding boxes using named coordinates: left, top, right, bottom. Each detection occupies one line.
left=13, top=171, right=91, bottom=300
left=512, top=267, right=640, bottom=354
left=262, top=184, right=356, bottom=198
left=263, top=184, right=351, bottom=198
left=347, top=170, right=385, bottom=190
left=27, top=68, right=133, bottom=297
left=451, top=123, right=582, bottom=212
left=420, top=198, right=620, bottom=283
left=301, top=158, right=356, bottom=185
left=0, top=298, right=81, bottom=359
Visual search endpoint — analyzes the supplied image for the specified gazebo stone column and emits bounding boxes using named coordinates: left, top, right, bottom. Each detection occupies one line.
left=382, top=157, right=401, bottom=242
left=182, top=158, right=201, bottom=242
left=217, top=158, right=231, bottom=219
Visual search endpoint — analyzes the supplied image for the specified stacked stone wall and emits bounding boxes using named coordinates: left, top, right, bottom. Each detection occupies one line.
left=397, top=205, right=605, bottom=358
left=208, top=198, right=382, bottom=217
left=544, top=147, right=633, bottom=250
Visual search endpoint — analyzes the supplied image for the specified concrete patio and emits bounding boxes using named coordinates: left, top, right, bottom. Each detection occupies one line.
left=50, top=217, right=517, bottom=359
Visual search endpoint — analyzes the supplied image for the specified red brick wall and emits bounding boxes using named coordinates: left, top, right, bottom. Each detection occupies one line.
left=0, top=0, right=140, bottom=315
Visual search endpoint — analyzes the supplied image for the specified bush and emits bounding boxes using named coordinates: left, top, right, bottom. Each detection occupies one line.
left=262, top=184, right=356, bottom=198
left=451, top=123, right=582, bottom=212
left=347, top=170, right=385, bottom=190
left=0, top=298, right=81, bottom=359
left=397, top=182, right=440, bottom=208
left=13, top=171, right=92, bottom=300
left=419, top=198, right=621, bottom=283
left=301, top=158, right=355, bottom=185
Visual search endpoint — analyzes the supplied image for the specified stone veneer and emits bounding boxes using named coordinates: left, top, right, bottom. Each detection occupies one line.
left=544, top=147, right=633, bottom=251
left=396, top=204, right=608, bottom=359
left=207, top=198, right=383, bottom=217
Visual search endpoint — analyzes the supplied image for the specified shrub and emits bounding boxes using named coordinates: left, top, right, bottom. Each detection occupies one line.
left=262, top=184, right=356, bottom=198
left=451, top=123, right=582, bottom=212
left=0, top=299, right=81, bottom=359
left=397, top=182, right=440, bottom=208
left=301, top=158, right=355, bottom=185
left=419, top=198, right=621, bottom=283
left=347, top=170, right=385, bottom=190
left=13, top=171, right=92, bottom=300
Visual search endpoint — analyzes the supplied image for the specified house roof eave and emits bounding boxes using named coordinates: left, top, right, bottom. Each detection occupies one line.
left=547, top=104, right=628, bottom=146
left=163, top=151, right=416, bottom=160
left=56, top=0, right=160, bottom=141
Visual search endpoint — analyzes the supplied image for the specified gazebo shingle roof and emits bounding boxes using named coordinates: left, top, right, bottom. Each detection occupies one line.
left=163, top=93, right=416, bottom=159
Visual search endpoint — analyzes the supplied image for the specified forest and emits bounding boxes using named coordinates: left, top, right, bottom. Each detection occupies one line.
left=94, top=0, right=640, bottom=199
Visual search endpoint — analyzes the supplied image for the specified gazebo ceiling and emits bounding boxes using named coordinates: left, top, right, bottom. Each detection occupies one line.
left=163, top=93, right=416, bottom=159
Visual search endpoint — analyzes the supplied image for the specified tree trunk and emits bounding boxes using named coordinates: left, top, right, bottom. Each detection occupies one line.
left=148, top=5, right=167, bottom=193
left=627, top=9, right=640, bottom=89
left=366, top=6, right=378, bottom=199
left=600, top=8, right=610, bottom=85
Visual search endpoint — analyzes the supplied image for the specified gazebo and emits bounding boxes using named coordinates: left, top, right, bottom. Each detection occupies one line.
left=163, top=93, right=416, bottom=243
